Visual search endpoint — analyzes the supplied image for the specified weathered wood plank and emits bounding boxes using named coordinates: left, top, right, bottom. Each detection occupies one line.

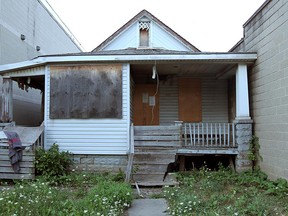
left=134, top=141, right=180, bottom=147
left=50, top=65, right=122, bottom=119
left=134, top=125, right=180, bottom=130
left=0, top=150, right=35, bottom=179
left=0, top=167, right=34, bottom=173
left=3, top=125, right=44, bottom=146
left=0, top=153, right=35, bottom=160
left=134, top=135, right=180, bottom=141
left=1, top=77, right=13, bottom=122
left=0, top=173, right=34, bottom=179
left=0, top=161, right=34, bottom=167
left=134, top=130, right=180, bottom=136
left=177, top=148, right=238, bottom=155
left=0, top=149, right=35, bottom=156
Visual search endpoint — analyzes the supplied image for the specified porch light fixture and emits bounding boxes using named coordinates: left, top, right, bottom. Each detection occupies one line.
left=36, top=46, right=40, bottom=51
left=152, top=61, right=157, bottom=79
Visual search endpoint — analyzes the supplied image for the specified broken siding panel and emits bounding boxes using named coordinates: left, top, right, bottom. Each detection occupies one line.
left=159, top=78, right=179, bottom=125
left=202, top=79, right=229, bottom=123
left=45, top=64, right=129, bottom=155
left=2, top=66, right=45, bottom=77
left=103, top=23, right=138, bottom=51
left=151, top=21, right=191, bottom=51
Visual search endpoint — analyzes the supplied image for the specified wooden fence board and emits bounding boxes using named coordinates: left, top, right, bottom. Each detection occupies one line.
left=134, top=135, right=181, bottom=141
left=0, top=167, right=34, bottom=173
left=0, top=161, right=34, bottom=168
left=0, top=148, right=35, bottom=179
left=0, top=173, right=34, bottom=179
left=135, top=141, right=181, bottom=147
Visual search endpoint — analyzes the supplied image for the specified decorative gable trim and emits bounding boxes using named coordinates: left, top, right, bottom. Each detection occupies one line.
left=92, top=10, right=200, bottom=52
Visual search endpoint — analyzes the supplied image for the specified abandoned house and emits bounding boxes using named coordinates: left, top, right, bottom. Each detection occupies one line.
left=0, top=9, right=259, bottom=184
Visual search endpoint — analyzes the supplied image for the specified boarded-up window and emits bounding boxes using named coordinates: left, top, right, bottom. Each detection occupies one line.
left=50, top=65, right=122, bottom=119
left=140, top=29, right=149, bottom=47
left=139, top=21, right=150, bottom=47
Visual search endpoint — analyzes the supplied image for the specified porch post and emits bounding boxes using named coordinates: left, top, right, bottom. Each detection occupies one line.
left=1, top=77, right=13, bottom=122
left=235, top=63, right=250, bottom=120
left=234, top=64, right=253, bottom=172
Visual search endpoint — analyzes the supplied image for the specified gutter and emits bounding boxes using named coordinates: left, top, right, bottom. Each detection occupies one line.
left=0, top=53, right=257, bottom=74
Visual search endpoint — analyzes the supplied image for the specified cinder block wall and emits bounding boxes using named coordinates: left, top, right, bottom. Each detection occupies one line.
left=0, top=0, right=82, bottom=126
left=233, top=0, right=288, bottom=180
left=0, top=0, right=81, bottom=65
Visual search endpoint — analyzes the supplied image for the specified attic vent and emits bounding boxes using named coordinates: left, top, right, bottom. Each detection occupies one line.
left=139, top=21, right=150, bottom=47
left=139, top=21, right=150, bottom=30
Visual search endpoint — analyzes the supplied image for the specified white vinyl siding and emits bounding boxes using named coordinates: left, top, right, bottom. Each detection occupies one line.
left=44, top=64, right=130, bottom=154
left=102, top=20, right=192, bottom=51
left=151, top=22, right=191, bottom=51
left=103, top=23, right=138, bottom=51
left=159, top=79, right=179, bottom=125
left=202, top=79, right=228, bottom=123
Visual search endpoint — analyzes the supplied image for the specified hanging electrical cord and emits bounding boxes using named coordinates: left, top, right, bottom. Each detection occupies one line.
left=151, top=61, right=159, bottom=125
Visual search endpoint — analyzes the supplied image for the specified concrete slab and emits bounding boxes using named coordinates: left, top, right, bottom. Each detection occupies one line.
left=128, top=198, right=168, bottom=216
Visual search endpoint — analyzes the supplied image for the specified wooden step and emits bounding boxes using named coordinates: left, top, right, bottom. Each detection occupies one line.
left=134, top=147, right=177, bottom=154
left=132, top=181, right=179, bottom=187
left=133, top=164, right=169, bottom=173
left=132, top=172, right=177, bottom=182
left=133, top=153, right=175, bottom=162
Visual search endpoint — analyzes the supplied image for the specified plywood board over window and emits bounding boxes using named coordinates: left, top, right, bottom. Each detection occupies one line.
left=178, top=78, right=202, bottom=122
left=50, top=65, right=122, bottom=119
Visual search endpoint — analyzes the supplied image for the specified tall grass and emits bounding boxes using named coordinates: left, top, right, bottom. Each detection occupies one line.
left=164, top=167, right=288, bottom=216
left=0, top=172, right=132, bottom=216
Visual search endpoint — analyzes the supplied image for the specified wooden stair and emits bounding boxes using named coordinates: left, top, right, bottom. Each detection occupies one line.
left=131, top=126, right=181, bottom=186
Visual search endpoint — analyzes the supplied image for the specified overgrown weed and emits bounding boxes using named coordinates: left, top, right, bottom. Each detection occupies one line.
left=164, top=166, right=288, bottom=215
left=0, top=172, right=132, bottom=216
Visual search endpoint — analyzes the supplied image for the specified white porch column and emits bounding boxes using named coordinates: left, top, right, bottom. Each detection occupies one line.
left=235, top=63, right=250, bottom=120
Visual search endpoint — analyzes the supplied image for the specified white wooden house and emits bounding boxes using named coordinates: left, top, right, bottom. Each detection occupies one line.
left=0, top=10, right=257, bottom=183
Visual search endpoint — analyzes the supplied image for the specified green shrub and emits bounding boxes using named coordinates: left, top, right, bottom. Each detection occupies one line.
left=35, top=143, right=73, bottom=179
left=248, top=135, right=263, bottom=170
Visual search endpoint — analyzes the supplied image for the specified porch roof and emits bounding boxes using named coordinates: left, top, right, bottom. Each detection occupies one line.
left=0, top=49, right=257, bottom=74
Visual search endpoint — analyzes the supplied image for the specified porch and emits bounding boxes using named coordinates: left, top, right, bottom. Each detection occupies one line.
left=129, top=123, right=241, bottom=185
left=133, top=123, right=237, bottom=153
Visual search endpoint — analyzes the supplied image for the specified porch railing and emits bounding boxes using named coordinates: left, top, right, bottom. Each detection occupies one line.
left=182, top=123, right=236, bottom=148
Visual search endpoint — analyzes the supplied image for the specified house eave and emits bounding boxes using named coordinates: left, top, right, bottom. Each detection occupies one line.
left=0, top=52, right=257, bottom=74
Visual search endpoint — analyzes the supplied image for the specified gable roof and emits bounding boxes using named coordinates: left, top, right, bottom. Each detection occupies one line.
left=92, top=9, right=200, bottom=52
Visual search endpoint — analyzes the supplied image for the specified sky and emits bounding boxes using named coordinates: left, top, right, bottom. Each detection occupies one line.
left=45, top=0, right=266, bottom=52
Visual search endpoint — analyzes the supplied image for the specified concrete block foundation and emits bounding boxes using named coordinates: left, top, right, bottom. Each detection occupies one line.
left=234, top=119, right=253, bottom=172
left=71, top=154, right=128, bottom=173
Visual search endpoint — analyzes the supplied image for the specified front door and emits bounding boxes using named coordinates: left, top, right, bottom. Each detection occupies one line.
left=133, top=84, right=159, bottom=125
left=178, top=78, right=202, bottom=122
